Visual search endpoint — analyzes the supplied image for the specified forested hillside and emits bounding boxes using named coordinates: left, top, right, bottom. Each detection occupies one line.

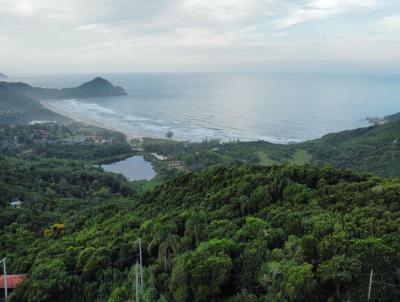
left=306, top=120, right=400, bottom=176
left=1, top=163, right=399, bottom=301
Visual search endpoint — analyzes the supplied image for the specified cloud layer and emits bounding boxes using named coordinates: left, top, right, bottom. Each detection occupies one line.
left=0, top=0, right=399, bottom=73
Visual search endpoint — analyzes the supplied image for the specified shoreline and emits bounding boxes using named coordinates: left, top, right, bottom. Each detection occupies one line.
left=41, top=99, right=392, bottom=146
left=41, top=100, right=139, bottom=140
left=40, top=99, right=304, bottom=144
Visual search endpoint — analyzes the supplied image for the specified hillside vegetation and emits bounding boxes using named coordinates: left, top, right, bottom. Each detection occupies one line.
left=1, top=162, right=399, bottom=301
left=142, top=118, right=400, bottom=177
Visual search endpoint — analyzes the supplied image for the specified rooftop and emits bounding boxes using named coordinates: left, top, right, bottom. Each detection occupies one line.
left=0, top=274, right=27, bottom=289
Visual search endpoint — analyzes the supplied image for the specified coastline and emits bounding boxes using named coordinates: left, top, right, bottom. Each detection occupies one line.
left=41, top=99, right=394, bottom=146
left=40, top=99, right=304, bottom=144
left=41, top=100, right=138, bottom=140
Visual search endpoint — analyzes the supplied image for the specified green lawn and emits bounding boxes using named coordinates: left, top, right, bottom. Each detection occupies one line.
left=256, top=151, right=277, bottom=166
left=290, top=149, right=312, bottom=165
left=141, top=176, right=164, bottom=191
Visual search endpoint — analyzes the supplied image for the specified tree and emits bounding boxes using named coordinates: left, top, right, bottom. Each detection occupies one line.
left=12, top=258, right=78, bottom=302
left=184, top=210, right=207, bottom=248
left=166, top=131, right=174, bottom=139
left=170, top=239, right=235, bottom=302
left=147, top=224, right=180, bottom=271
left=284, top=263, right=316, bottom=301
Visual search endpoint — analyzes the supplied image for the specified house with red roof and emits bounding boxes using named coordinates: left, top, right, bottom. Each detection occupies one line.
left=0, top=274, right=27, bottom=300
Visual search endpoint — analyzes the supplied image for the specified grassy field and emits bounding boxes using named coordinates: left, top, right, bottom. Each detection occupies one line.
left=290, top=149, right=312, bottom=165
left=256, top=151, right=277, bottom=166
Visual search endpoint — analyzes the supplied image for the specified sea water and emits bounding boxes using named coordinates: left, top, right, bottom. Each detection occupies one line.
left=10, top=72, right=400, bottom=143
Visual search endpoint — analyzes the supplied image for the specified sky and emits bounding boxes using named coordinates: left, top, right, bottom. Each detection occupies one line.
left=0, top=0, right=400, bottom=74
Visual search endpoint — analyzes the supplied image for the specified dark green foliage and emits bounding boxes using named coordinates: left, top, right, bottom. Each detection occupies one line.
left=306, top=121, right=400, bottom=177
left=1, top=164, right=399, bottom=301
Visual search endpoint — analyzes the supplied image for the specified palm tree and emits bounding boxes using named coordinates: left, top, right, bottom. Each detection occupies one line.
left=184, top=210, right=206, bottom=248
left=148, top=224, right=180, bottom=271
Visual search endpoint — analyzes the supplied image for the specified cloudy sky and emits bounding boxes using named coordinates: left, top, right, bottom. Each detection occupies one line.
left=0, top=0, right=399, bottom=73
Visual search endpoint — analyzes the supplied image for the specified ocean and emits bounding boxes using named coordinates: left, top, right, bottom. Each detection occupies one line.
left=10, top=72, right=400, bottom=143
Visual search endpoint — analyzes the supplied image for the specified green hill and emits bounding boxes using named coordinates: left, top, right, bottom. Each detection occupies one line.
left=0, top=78, right=127, bottom=125
left=305, top=121, right=400, bottom=176
left=1, top=161, right=399, bottom=301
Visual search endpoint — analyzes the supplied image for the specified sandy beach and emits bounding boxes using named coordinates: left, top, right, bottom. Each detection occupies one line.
left=41, top=100, right=140, bottom=140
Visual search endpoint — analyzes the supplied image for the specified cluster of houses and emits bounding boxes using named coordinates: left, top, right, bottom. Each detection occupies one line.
left=0, top=125, right=122, bottom=156
left=50, top=134, right=114, bottom=145
left=22, top=129, right=114, bottom=146
left=150, top=152, right=186, bottom=171
left=168, top=160, right=185, bottom=171
left=37, top=129, right=114, bottom=145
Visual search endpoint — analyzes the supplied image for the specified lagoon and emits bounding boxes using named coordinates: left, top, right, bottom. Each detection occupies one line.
left=101, top=156, right=155, bottom=181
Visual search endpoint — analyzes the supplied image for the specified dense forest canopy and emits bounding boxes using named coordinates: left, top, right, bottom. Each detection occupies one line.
left=1, top=160, right=399, bottom=301
left=0, top=117, right=400, bottom=302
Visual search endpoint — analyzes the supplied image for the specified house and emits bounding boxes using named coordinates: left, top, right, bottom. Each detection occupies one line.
left=0, top=274, right=27, bottom=300
left=90, top=135, right=103, bottom=144
left=39, top=129, right=50, bottom=139
left=10, top=200, right=23, bottom=209
left=59, top=136, right=87, bottom=145
left=73, top=135, right=87, bottom=144
left=151, top=153, right=168, bottom=161
left=168, top=160, right=185, bottom=171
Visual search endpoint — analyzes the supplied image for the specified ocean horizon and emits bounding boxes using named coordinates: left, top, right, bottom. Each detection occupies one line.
left=8, top=72, right=400, bottom=143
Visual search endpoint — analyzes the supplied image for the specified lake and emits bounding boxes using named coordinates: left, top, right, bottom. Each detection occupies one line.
left=101, top=156, right=156, bottom=181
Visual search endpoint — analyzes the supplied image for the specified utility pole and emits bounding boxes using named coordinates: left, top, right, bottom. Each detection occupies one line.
left=135, top=262, right=140, bottom=302
left=0, top=258, right=7, bottom=300
left=139, top=238, right=143, bottom=290
left=368, top=269, right=373, bottom=302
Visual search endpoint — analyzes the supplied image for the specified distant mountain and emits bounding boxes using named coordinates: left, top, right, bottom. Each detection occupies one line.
left=0, top=77, right=126, bottom=125
left=0, top=73, right=7, bottom=79
left=0, top=77, right=127, bottom=100
left=384, top=111, right=400, bottom=123
left=61, top=77, right=127, bottom=98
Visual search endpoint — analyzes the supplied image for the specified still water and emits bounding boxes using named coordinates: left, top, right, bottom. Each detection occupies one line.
left=101, top=156, right=155, bottom=181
